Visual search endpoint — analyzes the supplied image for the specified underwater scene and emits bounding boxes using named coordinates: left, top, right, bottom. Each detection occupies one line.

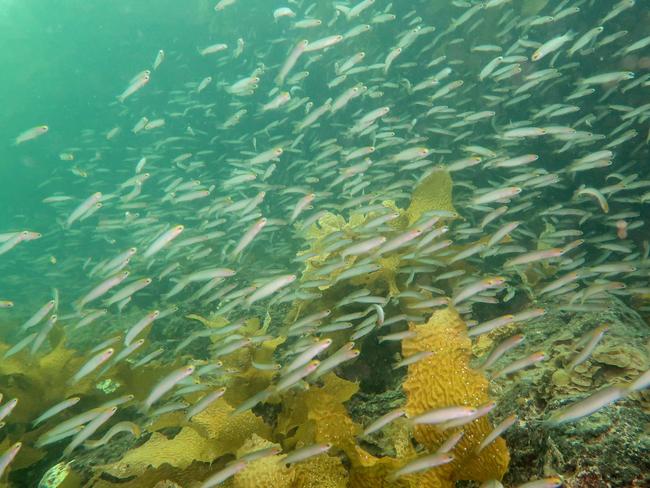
left=1, top=0, right=650, bottom=486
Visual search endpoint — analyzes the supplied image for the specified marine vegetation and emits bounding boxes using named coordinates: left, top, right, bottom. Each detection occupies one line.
left=1, top=0, right=650, bottom=487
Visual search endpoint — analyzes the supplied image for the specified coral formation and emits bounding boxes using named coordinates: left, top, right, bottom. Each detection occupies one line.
left=99, top=427, right=218, bottom=479
left=402, top=307, right=510, bottom=486
left=404, top=170, right=455, bottom=226
left=0, top=329, right=93, bottom=423
left=233, top=436, right=294, bottom=488
left=277, top=373, right=361, bottom=457
left=190, top=399, right=272, bottom=452
left=0, top=168, right=511, bottom=488
left=291, top=169, right=456, bottom=322
left=94, top=397, right=272, bottom=481
left=292, top=454, right=348, bottom=488
left=7, top=165, right=647, bottom=488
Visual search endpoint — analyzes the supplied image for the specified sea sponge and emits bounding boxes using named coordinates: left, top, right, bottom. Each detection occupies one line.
left=147, top=411, right=186, bottom=432
left=87, top=463, right=215, bottom=488
left=219, top=331, right=284, bottom=406
left=153, top=480, right=183, bottom=488
left=96, top=397, right=271, bottom=484
left=302, top=212, right=366, bottom=243
left=99, top=427, right=218, bottom=479
left=0, top=327, right=207, bottom=482
left=0, top=332, right=89, bottom=422
left=405, top=170, right=455, bottom=226
left=472, top=322, right=520, bottom=360
left=401, top=307, right=510, bottom=485
left=352, top=254, right=402, bottom=296
left=293, top=453, right=348, bottom=488
left=184, top=314, right=284, bottom=406
left=186, top=313, right=229, bottom=329
left=349, top=447, right=413, bottom=488
left=276, top=374, right=425, bottom=487
left=296, top=209, right=387, bottom=293
left=233, top=435, right=295, bottom=488
left=278, top=373, right=361, bottom=458
left=0, top=329, right=140, bottom=475
left=294, top=170, right=455, bottom=303
left=276, top=374, right=405, bottom=487
left=592, top=342, right=648, bottom=372
left=190, top=398, right=271, bottom=453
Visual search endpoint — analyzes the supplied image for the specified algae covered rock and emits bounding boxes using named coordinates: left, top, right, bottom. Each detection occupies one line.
left=490, top=300, right=650, bottom=487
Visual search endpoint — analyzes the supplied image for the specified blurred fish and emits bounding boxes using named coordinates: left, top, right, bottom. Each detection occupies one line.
left=14, top=125, right=48, bottom=145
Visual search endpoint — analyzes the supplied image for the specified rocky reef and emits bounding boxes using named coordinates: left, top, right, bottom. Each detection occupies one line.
left=1, top=169, right=648, bottom=488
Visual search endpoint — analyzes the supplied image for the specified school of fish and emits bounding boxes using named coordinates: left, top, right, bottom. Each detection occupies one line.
left=1, top=0, right=650, bottom=487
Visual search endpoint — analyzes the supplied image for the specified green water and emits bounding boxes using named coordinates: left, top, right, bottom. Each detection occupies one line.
left=0, top=0, right=649, bottom=486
